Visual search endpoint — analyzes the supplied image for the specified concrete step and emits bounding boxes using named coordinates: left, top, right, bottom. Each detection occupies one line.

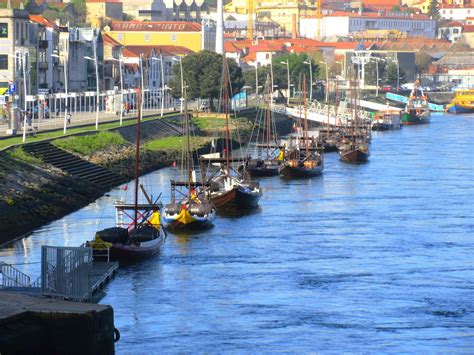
left=23, top=142, right=127, bottom=189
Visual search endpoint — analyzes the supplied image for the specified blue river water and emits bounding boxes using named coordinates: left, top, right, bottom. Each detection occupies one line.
left=1, top=113, right=473, bottom=352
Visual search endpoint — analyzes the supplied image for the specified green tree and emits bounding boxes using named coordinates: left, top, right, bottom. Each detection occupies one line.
left=168, top=50, right=243, bottom=111
left=428, top=0, right=440, bottom=19
left=385, top=62, right=406, bottom=88
left=364, top=60, right=387, bottom=86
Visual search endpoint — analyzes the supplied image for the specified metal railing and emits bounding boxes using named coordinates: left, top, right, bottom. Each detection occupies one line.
left=41, top=245, right=92, bottom=302
left=0, top=261, right=32, bottom=287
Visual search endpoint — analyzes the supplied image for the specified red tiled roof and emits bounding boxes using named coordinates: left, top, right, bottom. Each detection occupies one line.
left=463, top=25, right=474, bottom=33
left=439, top=20, right=464, bottom=28
left=29, top=14, right=58, bottom=29
left=224, top=41, right=245, bottom=53
left=110, top=21, right=201, bottom=32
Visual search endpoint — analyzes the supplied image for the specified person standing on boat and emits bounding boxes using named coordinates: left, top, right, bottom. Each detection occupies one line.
left=148, top=209, right=161, bottom=229
left=278, top=146, right=285, bottom=162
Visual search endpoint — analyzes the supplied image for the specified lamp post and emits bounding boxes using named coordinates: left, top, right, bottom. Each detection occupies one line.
left=303, top=59, right=313, bottom=101
left=109, top=55, right=124, bottom=125
left=84, top=40, right=100, bottom=130
left=280, top=59, right=290, bottom=105
left=172, top=56, right=184, bottom=113
left=11, top=53, right=28, bottom=142
left=319, top=61, right=329, bottom=104
left=51, top=52, right=68, bottom=133
left=370, top=57, right=384, bottom=97
left=152, top=55, right=166, bottom=117
left=394, top=57, right=400, bottom=92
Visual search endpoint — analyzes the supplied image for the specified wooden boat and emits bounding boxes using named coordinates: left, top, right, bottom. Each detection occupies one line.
left=338, top=76, right=371, bottom=163
left=245, top=75, right=281, bottom=177
left=401, top=81, right=431, bottom=125
left=88, top=64, right=165, bottom=262
left=338, top=140, right=370, bottom=163
left=201, top=58, right=262, bottom=211
left=164, top=181, right=216, bottom=229
left=372, top=109, right=402, bottom=131
left=163, top=97, right=216, bottom=230
left=446, top=89, right=474, bottom=114
left=279, top=76, right=324, bottom=178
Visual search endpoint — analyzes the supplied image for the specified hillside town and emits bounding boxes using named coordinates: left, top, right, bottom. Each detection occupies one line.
left=0, top=0, right=473, bottom=131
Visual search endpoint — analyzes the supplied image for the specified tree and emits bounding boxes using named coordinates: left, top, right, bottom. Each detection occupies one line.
left=415, top=52, right=433, bottom=74
left=428, top=0, right=440, bottom=19
left=385, top=62, right=406, bottom=87
left=168, top=51, right=243, bottom=111
left=364, top=60, right=387, bottom=86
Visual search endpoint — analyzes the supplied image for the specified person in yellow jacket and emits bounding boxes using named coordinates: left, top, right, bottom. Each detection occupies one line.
left=277, top=146, right=285, bottom=162
left=148, top=209, right=161, bottom=229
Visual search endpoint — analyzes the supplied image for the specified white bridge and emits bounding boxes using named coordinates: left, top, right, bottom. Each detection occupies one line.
left=271, top=101, right=373, bottom=127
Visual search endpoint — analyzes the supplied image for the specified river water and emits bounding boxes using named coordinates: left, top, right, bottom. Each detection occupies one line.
left=1, top=113, right=473, bottom=352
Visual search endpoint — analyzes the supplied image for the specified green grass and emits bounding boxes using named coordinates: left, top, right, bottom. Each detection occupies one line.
left=7, top=147, right=43, bottom=165
left=53, top=131, right=127, bottom=156
left=193, top=116, right=251, bottom=132
left=143, top=136, right=211, bottom=151
left=0, top=113, right=177, bottom=151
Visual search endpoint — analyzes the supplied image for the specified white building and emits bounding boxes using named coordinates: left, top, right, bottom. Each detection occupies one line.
left=301, top=12, right=436, bottom=39
left=122, top=0, right=209, bottom=22
left=439, top=5, right=474, bottom=21
left=437, top=20, right=464, bottom=42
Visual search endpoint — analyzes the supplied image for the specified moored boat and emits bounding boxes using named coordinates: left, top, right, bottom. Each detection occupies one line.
left=279, top=76, right=324, bottom=178
left=338, top=140, right=370, bottom=163
left=163, top=92, right=216, bottom=230
left=446, top=89, right=474, bottom=114
left=401, top=81, right=431, bottom=125
left=372, top=110, right=402, bottom=131
left=88, top=68, right=165, bottom=262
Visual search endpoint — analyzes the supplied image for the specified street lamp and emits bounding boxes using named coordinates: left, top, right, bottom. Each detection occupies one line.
left=108, top=55, right=124, bottom=125
left=370, top=57, right=384, bottom=97
left=11, top=53, right=28, bottom=142
left=84, top=40, right=100, bottom=130
left=319, top=61, right=329, bottom=104
left=303, top=59, right=313, bottom=101
left=393, top=57, right=400, bottom=92
left=152, top=55, right=165, bottom=117
left=51, top=53, right=68, bottom=133
left=280, top=59, right=290, bottom=106
left=172, top=56, right=184, bottom=113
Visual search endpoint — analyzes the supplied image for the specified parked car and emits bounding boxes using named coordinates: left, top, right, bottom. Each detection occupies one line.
left=380, top=85, right=394, bottom=92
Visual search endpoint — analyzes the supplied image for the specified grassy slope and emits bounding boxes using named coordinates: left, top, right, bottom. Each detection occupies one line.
left=53, top=131, right=127, bottom=156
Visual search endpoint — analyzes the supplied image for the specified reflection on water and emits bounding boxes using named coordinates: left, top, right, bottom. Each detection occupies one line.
left=1, top=114, right=473, bottom=352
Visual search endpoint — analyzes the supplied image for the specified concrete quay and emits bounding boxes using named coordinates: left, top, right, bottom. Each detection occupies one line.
left=0, top=291, right=116, bottom=354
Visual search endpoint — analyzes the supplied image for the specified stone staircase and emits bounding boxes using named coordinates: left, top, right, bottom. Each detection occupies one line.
left=23, top=142, right=127, bottom=189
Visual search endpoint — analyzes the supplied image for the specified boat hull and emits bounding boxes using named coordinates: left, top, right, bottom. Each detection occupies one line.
left=250, top=165, right=280, bottom=177
left=164, top=210, right=216, bottom=230
left=109, top=235, right=165, bottom=261
left=401, top=112, right=431, bottom=125
left=279, top=164, right=324, bottom=178
left=446, top=103, right=474, bottom=114
left=371, top=122, right=401, bottom=131
left=339, top=148, right=370, bottom=163
left=211, top=186, right=262, bottom=210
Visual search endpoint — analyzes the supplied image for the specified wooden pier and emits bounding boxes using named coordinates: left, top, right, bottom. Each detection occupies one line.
left=90, top=261, right=119, bottom=296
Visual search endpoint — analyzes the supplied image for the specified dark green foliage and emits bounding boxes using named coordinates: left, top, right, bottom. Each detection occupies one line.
left=428, top=0, right=440, bottom=19
left=168, top=50, right=244, bottom=108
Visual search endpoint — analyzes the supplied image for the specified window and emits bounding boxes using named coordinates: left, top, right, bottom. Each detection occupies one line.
left=171, top=33, right=177, bottom=41
left=0, top=55, right=7, bottom=70
left=0, top=23, right=7, bottom=38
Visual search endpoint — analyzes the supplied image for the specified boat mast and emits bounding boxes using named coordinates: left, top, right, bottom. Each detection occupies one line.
left=223, top=57, right=230, bottom=175
left=303, top=75, right=309, bottom=158
left=183, top=84, right=193, bottom=197
left=134, top=54, right=144, bottom=228
left=265, top=80, right=270, bottom=161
